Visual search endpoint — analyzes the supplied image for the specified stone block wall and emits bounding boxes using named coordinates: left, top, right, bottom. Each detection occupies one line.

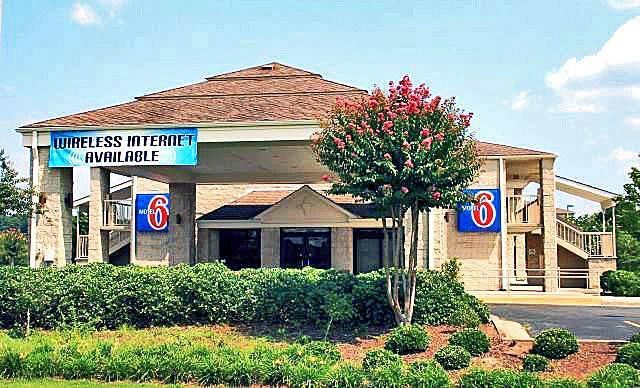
left=261, top=228, right=280, bottom=267
left=168, top=183, right=196, bottom=265
left=33, top=147, right=73, bottom=266
left=331, top=227, right=353, bottom=272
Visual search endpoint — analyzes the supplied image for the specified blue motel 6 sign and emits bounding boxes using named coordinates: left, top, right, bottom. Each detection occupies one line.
left=136, top=194, right=170, bottom=232
left=457, top=189, right=501, bottom=233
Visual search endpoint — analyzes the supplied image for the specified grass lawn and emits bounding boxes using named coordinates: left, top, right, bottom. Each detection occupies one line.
left=0, top=378, right=176, bottom=387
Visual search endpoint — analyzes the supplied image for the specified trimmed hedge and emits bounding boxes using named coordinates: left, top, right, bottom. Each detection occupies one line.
left=587, top=363, right=640, bottom=387
left=522, top=354, right=549, bottom=373
left=600, top=270, right=640, bottom=297
left=0, top=263, right=489, bottom=330
left=531, top=329, right=579, bottom=360
left=616, top=342, right=640, bottom=369
left=458, top=369, right=544, bottom=387
left=449, top=328, right=490, bottom=356
left=434, top=345, right=471, bottom=370
left=384, top=324, right=430, bottom=355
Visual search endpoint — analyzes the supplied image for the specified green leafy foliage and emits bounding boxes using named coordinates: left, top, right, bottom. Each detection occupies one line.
left=405, top=360, right=451, bottom=388
left=0, top=150, right=36, bottom=220
left=531, top=328, right=579, bottom=360
left=587, top=363, right=640, bottom=388
left=522, top=354, right=549, bottom=372
left=601, top=270, right=640, bottom=296
left=449, top=328, right=490, bottom=356
left=384, top=324, right=430, bottom=355
left=616, top=342, right=640, bottom=368
left=458, top=369, right=545, bottom=388
left=361, top=349, right=402, bottom=372
left=629, top=332, right=640, bottom=343
left=0, top=229, right=28, bottom=266
left=434, top=345, right=471, bottom=370
left=0, top=263, right=487, bottom=331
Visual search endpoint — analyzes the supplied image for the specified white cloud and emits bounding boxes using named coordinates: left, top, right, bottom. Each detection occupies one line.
left=546, top=16, right=640, bottom=113
left=70, top=3, right=100, bottom=25
left=607, top=0, right=640, bottom=10
left=510, top=91, right=530, bottom=111
left=610, top=147, right=638, bottom=162
left=99, top=0, right=127, bottom=18
left=546, top=16, right=640, bottom=90
left=625, top=116, right=640, bottom=128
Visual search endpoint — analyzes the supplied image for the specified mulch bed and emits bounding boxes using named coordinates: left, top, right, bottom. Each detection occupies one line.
left=337, top=323, right=619, bottom=380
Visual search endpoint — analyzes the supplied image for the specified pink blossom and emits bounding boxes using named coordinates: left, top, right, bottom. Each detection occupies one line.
left=420, top=128, right=431, bottom=137
left=421, top=137, right=433, bottom=150
left=434, top=133, right=445, bottom=142
left=404, top=159, right=414, bottom=168
left=321, top=174, right=332, bottom=182
left=345, top=135, right=352, bottom=141
left=384, top=153, right=392, bottom=161
left=432, top=191, right=441, bottom=201
left=382, top=121, right=394, bottom=131
left=402, top=141, right=411, bottom=150
left=401, top=187, right=409, bottom=194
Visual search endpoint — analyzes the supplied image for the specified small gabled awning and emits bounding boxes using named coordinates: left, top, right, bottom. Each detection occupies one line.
left=556, top=176, right=619, bottom=209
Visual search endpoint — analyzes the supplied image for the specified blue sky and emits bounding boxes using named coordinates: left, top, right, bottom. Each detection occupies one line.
left=1, top=0, right=639, bottom=213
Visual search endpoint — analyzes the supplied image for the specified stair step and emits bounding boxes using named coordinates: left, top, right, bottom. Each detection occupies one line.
left=509, top=285, right=544, bottom=292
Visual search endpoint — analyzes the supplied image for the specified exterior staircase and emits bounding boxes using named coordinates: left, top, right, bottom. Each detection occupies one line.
left=555, top=219, right=615, bottom=259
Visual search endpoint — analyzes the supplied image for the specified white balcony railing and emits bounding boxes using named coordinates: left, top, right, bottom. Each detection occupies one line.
left=76, top=235, right=89, bottom=259
left=103, top=199, right=132, bottom=227
left=506, top=194, right=540, bottom=224
left=556, top=219, right=614, bottom=257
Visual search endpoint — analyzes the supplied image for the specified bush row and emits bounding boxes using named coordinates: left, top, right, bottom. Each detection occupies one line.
left=1, top=338, right=623, bottom=388
left=600, top=270, right=640, bottom=296
left=0, top=262, right=489, bottom=331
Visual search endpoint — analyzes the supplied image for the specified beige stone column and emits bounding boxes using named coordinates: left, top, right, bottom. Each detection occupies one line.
left=88, top=167, right=110, bottom=264
left=168, top=183, right=196, bottom=265
left=261, top=228, right=280, bottom=267
left=540, top=158, right=558, bottom=292
left=196, top=228, right=220, bottom=263
left=32, top=147, right=73, bottom=267
left=331, top=227, right=353, bottom=272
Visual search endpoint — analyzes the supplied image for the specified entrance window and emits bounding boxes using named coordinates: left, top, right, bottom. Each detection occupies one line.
left=280, top=228, right=331, bottom=269
left=354, top=229, right=385, bottom=274
left=219, top=229, right=261, bottom=270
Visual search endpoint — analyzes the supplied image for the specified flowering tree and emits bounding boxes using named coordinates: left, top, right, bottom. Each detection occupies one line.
left=311, top=76, right=480, bottom=325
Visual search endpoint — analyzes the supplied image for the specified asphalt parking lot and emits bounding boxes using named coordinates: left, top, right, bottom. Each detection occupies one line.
left=490, top=304, right=640, bottom=341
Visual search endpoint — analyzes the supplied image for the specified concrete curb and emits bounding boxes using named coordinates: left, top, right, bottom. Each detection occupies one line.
left=473, top=292, right=640, bottom=308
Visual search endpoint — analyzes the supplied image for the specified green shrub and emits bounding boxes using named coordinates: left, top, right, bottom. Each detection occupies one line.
left=405, top=360, right=451, bottom=388
left=300, top=340, right=341, bottom=364
left=458, top=368, right=544, bottom=388
left=449, top=328, right=490, bottom=356
left=544, top=377, right=584, bottom=388
left=616, top=342, right=640, bottom=368
left=0, top=263, right=488, bottom=331
left=604, top=270, right=640, bottom=297
left=434, top=345, right=471, bottom=370
left=630, top=332, right=640, bottom=344
left=522, top=354, right=549, bottom=372
left=0, top=348, right=21, bottom=378
left=587, top=363, right=640, bottom=387
left=384, top=324, right=430, bottom=355
left=531, top=328, right=579, bottom=359
left=367, top=363, right=405, bottom=388
left=324, top=363, right=366, bottom=388
left=361, top=349, right=402, bottom=372
left=448, top=302, right=482, bottom=328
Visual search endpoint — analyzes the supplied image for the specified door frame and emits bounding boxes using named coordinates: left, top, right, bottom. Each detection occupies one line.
left=279, top=227, right=332, bottom=269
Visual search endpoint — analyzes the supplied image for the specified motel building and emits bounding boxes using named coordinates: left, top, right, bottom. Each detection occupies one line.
left=17, top=63, right=620, bottom=293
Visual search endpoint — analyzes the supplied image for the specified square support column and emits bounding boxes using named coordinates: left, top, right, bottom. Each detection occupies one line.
left=331, top=227, right=353, bottom=272
left=540, top=158, right=558, bottom=292
left=168, top=183, right=196, bottom=265
left=31, top=147, right=73, bottom=267
left=261, top=228, right=280, bottom=268
left=88, top=168, right=110, bottom=263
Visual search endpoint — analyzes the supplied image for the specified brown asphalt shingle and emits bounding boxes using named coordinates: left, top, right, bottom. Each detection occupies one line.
left=20, top=62, right=552, bottom=157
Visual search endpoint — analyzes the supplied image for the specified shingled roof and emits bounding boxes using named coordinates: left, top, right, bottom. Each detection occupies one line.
left=20, top=62, right=365, bottom=129
left=198, top=188, right=383, bottom=221
left=20, top=62, right=552, bottom=157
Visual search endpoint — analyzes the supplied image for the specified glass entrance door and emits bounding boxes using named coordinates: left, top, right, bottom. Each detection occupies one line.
left=280, top=228, right=331, bottom=269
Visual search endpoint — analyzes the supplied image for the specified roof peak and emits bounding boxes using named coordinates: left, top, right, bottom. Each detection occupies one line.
left=205, top=62, right=322, bottom=80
